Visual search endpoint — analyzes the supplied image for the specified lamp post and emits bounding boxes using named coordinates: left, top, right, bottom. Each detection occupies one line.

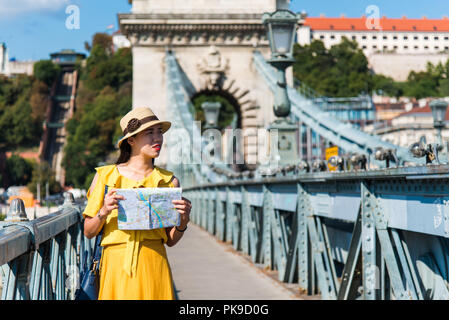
left=201, top=102, right=221, bottom=130
left=261, top=9, right=304, bottom=170
left=201, top=102, right=222, bottom=160
left=430, top=100, right=448, bottom=152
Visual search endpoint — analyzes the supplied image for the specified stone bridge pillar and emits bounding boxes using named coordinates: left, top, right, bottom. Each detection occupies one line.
left=119, top=0, right=290, bottom=168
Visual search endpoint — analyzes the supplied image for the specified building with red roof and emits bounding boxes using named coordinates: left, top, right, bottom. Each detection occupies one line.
left=297, top=15, right=449, bottom=81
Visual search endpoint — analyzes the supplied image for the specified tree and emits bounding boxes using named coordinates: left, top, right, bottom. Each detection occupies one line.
left=293, top=38, right=373, bottom=97
left=0, top=96, right=42, bottom=149
left=85, top=47, right=132, bottom=91
left=92, top=33, right=113, bottom=55
left=4, top=155, right=33, bottom=186
left=33, top=60, right=61, bottom=87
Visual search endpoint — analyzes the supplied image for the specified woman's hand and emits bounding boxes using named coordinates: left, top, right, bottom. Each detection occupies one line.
left=172, top=197, right=192, bottom=228
left=99, top=189, right=125, bottom=218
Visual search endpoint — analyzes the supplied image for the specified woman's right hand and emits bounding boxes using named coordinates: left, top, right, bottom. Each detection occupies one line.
left=100, top=189, right=125, bottom=217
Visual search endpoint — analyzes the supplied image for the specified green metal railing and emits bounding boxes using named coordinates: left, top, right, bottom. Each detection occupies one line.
left=183, top=165, right=449, bottom=300
left=0, top=194, right=94, bottom=300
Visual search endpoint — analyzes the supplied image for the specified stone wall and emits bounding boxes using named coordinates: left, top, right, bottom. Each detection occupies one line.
left=367, top=53, right=449, bottom=81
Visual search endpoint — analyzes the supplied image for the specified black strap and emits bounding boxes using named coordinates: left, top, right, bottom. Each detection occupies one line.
left=91, top=184, right=108, bottom=270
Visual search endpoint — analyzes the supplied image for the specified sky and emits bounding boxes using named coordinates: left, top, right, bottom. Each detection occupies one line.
left=0, top=0, right=448, bottom=61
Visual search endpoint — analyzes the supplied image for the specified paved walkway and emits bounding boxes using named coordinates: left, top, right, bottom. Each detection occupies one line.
left=166, top=223, right=300, bottom=300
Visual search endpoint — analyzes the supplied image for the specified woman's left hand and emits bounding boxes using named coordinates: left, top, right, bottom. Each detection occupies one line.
left=172, top=197, right=192, bottom=228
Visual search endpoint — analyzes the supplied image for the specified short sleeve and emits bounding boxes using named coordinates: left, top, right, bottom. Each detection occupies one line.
left=82, top=169, right=106, bottom=219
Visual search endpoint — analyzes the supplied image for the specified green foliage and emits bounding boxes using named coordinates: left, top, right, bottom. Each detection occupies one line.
left=63, top=33, right=132, bottom=188
left=4, top=155, right=33, bottom=187
left=372, top=74, right=404, bottom=98
left=0, top=71, right=46, bottom=151
left=0, top=95, right=42, bottom=149
left=0, top=74, right=32, bottom=107
left=33, top=60, right=61, bottom=87
left=293, top=38, right=373, bottom=97
left=399, top=61, right=449, bottom=99
left=192, top=93, right=238, bottom=131
left=85, top=46, right=132, bottom=91
left=27, top=161, right=62, bottom=197
left=293, top=38, right=449, bottom=99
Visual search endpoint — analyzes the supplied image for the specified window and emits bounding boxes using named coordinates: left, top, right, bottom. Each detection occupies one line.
left=424, top=46, right=429, bottom=49
left=445, top=36, right=449, bottom=40
left=383, top=35, right=388, bottom=40
left=352, top=35, right=356, bottom=40
left=330, top=35, right=335, bottom=39
left=362, top=45, right=367, bottom=49
left=383, top=45, right=388, bottom=49
left=404, top=36, right=408, bottom=40
left=393, top=46, right=398, bottom=50
left=424, top=36, right=429, bottom=40
left=372, top=35, right=377, bottom=40
left=393, top=36, right=398, bottom=40
left=435, top=46, right=439, bottom=50
left=373, top=45, right=377, bottom=49
left=362, top=35, right=367, bottom=40
left=320, top=35, right=325, bottom=39
left=445, top=46, right=449, bottom=50
left=414, top=45, right=419, bottom=49
left=414, top=36, right=419, bottom=40
left=404, top=46, right=408, bottom=49
left=435, top=36, right=439, bottom=40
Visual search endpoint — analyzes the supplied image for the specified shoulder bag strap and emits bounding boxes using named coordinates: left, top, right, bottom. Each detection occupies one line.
left=91, top=184, right=108, bottom=270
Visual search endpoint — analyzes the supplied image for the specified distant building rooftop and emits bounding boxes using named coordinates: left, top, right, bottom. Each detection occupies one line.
left=50, top=49, right=86, bottom=66
left=304, top=16, right=449, bottom=32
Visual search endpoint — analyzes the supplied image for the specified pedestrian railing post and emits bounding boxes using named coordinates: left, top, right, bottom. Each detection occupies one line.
left=225, top=187, right=233, bottom=243
left=241, top=185, right=249, bottom=255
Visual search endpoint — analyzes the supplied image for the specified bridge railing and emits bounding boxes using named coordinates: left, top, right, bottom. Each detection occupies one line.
left=0, top=194, right=93, bottom=300
left=184, top=165, right=449, bottom=300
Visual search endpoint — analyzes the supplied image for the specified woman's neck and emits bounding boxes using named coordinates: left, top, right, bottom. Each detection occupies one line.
left=126, top=154, right=154, bottom=173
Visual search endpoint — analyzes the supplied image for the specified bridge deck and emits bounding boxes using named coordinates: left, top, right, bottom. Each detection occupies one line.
left=166, top=223, right=301, bottom=300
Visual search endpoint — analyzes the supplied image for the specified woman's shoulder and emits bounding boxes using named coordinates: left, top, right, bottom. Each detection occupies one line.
left=155, top=166, right=176, bottom=184
left=155, top=166, right=174, bottom=176
left=94, top=164, right=117, bottom=179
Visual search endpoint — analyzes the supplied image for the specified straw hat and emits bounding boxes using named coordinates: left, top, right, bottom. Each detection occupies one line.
left=116, top=107, right=171, bottom=148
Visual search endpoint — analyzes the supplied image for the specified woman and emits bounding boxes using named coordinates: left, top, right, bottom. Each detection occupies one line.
left=82, top=106, right=192, bottom=300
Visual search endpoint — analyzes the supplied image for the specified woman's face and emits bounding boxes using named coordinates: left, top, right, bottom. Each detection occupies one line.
left=128, top=124, right=163, bottom=159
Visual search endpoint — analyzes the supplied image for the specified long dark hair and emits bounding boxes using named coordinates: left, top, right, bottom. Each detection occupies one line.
left=115, top=139, right=155, bottom=166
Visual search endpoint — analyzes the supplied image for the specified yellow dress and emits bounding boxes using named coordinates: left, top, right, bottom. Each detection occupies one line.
left=82, top=164, right=176, bottom=300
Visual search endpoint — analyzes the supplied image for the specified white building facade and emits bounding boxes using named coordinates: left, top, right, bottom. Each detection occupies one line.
left=0, top=43, right=34, bottom=77
left=297, top=16, right=449, bottom=81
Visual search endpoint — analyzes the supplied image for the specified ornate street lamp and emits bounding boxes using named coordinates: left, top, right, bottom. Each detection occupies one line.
left=261, top=9, right=304, bottom=170
left=201, top=102, right=222, bottom=160
left=430, top=100, right=448, bottom=151
left=201, top=102, right=222, bottom=129
left=262, top=9, right=303, bottom=118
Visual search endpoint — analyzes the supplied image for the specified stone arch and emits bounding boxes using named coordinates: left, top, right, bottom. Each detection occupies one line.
left=194, top=77, right=262, bottom=170
left=190, top=88, right=243, bottom=130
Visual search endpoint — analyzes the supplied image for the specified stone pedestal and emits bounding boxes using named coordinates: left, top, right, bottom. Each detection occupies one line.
left=267, top=118, right=298, bottom=167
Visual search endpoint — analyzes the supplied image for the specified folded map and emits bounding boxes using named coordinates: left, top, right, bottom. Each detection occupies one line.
left=115, top=188, right=182, bottom=230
